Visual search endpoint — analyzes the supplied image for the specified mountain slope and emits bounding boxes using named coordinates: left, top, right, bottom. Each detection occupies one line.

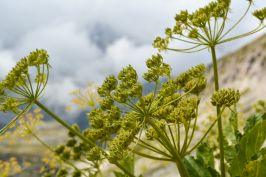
left=203, top=33, right=266, bottom=109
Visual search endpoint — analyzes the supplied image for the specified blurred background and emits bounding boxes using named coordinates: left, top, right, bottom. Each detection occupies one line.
left=0, top=0, right=265, bottom=176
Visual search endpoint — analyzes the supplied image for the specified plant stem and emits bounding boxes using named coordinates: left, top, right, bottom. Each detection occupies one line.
left=34, top=100, right=136, bottom=177
left=210, top=46, right=225, bottom=177
left=149, top=119, right=190, bottom=177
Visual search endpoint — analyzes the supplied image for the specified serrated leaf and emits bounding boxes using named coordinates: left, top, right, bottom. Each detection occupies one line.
left=224, top=144, right=237, bottom=162
left=229, top=116, right=266, bottom=176
left=241, top=156, right=266, bottom=177
left=184, top=156, right=213, bottom=177
left=196, top=143, right=215, bottom=168
left=243, top=113, right=266, bottom=133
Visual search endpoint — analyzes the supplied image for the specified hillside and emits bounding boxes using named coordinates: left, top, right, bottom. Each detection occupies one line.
left=203, top=33, right=266, bottom=109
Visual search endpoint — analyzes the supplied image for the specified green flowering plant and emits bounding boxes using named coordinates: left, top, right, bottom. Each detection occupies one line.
left=0, top=0, right=266, bottom=177
left=153, top=0, right=266, bottom=176
left=88, top=54, right=214, bottom=177
left=0, top=49, right=49, bottom=134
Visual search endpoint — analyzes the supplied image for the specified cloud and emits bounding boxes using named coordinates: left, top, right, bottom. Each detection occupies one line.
left=0, top=0, right=265, bottom=110
left=0, top=50, right=16, bottom=78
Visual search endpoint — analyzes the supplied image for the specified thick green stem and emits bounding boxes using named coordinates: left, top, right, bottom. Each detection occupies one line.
left=149, top=120, right=190, bottom=177
left=34, top=100, right=136, bottom=177
left=34, top=100, right=97, bottom=148
left=210, top=46, right=225, bottom=177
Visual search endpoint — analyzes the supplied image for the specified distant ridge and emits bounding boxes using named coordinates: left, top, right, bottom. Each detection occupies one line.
left=203, top=33, right=266, bottom=109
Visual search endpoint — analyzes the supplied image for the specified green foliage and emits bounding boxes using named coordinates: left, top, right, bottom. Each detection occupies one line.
left=229, top=113, right=266, bottom=177
left=114, top=155, right=135, bottom=177
left=184, top=143, right=220, bottom=177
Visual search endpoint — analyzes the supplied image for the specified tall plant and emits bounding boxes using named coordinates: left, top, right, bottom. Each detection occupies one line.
left=153, top=0, right=266, bottom=176
left=0, top=0, right=266, bottom=177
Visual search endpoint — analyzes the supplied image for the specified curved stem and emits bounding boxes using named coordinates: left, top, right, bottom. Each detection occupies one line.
left=29, top=130, right=88, bottom=177
left=0, top=103, right=32, bottom=135
left=167, top=46, right=208, bottom=53
left=210, top=46, right=225, bottom=177
left=130, top=149, right=172, bottom=161
left=219, top=3, right=251, bottom=40
left=149, top=119, right=190, bottom=177
left=186, top=118, right=217, bottom=155
left=34, top=100, right=136, bottom=177
left=218, top=24, right=265, bottom=44
left=171, top=36, right=202, bottom=45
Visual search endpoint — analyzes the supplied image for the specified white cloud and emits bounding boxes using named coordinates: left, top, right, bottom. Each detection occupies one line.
left=0, top=0, right=265, bottom=110
left=0, top=50, right=16, bottom=78
left=105, top=37, right=156, bottom=76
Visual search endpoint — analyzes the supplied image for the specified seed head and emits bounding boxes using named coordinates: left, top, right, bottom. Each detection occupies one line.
left=211, top=88, right=240, bottom=107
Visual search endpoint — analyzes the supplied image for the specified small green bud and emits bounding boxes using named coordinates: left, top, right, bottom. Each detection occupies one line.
left=145, top=127, right=158, bottom=140
left=146, top=54, right=163, bottom=69
left=66, top=139, right=77, bottom=147
left=55, top=145, right=65, bottom=155
left=118, top=65, right=138, bottom=83
left=87, top=147, right=102, bottom=161
left=97, top=75, right=118, bottom=97
left=61, top=150, right=71, bottom=160
left=211, top=88, right=240, bottom=107
left=153, top=37, right=169, bottom=51
left=0, top=97, right=20, bottom=113
left=183, top=77, right=207, bottom=94
left=159, top=80, right=176, bottom=97
left=27, top=49, right=49, bottom=66
left=100, top=97, right=114, bottom=110
left=165, top=28, right=173, bottom=38
left=72, top=171, right=81, bottom=177
left=188, top=28, right=199, bottom=39
left=253, top=7, right=266, bottom=22
left=175, top=10, right=189, bottom=23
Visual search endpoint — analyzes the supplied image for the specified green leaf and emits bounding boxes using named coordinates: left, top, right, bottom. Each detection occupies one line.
left=224, top=144, right=237, bottom=162
left=114, top=171, right=127, bottom=177
left=229, top=115, right=266, bottom=176
left=196, top=143, right=215, bottom=168
left=243, top=113, right=266, bottom=133
left=184, top=155, right=220, bottom=177
left=184, top=156, right=213, bottom=177
left=241, top=156, right=266, bottom=177
left=113, top=154, right=135, bottom=177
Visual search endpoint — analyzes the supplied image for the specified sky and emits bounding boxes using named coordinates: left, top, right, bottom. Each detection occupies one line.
left=0, top=0, right=265, bottom=111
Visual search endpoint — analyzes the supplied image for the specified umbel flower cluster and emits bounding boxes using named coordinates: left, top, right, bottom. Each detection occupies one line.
left=0, top=49, right=49, bottom=113
left=153, top=0, right=265, bottom=52
left=80, top=54, right=209, bottom=163
left=211, top=88, right=240, bottom=107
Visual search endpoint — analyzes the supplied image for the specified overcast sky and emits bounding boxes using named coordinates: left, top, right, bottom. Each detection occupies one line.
left=0, top=0, right=265, bottom=110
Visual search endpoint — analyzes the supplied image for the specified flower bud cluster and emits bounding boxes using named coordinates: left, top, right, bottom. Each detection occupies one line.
left=108, top=129, right=138, bottom=163
left=169, top=96, right=200, bottom=123
left=175, top=64, right=207, bottom=94
left=98, top=65, right=142, bottom=104
left=153, top=0, right=232, bottom=51
left=0, top=97, right=20, bottom=113
left=86, top=106, right=120, bottom=140
left=87, top=55, right=207, bottom=163
left=143, top=53, right=171, bottom=82
left=211, top=88, right=240, bottom=107
left=253, top=7, right=266, bottom=22
left=0, top=49, right=49, bottom=113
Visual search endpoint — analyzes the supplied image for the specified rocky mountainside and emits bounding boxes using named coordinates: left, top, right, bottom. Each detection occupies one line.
left=203, top=33, right=266, bottom=109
